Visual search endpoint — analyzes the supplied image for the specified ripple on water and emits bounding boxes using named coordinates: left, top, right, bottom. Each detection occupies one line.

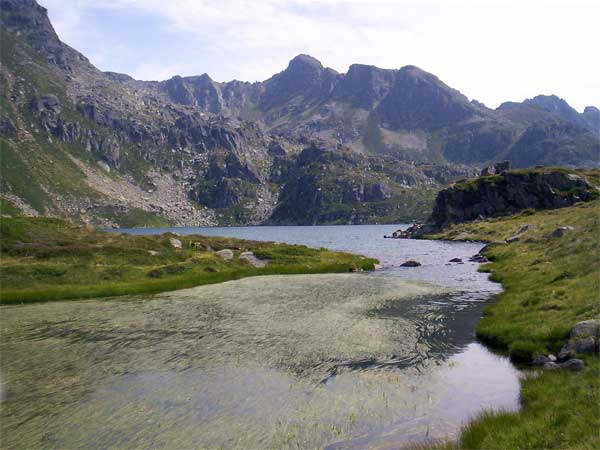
left=1, top=225, right=519, bottom=449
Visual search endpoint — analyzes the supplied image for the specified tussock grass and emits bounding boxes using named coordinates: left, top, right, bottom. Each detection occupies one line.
left=0, top=217, right=376, bottom=304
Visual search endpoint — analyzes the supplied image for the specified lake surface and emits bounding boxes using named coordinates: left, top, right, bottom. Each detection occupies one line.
left=0, top=225, right=520, bottom=449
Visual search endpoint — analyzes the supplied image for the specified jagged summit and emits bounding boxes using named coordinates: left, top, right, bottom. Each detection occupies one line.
left=0, top=0, right=598, bottom=227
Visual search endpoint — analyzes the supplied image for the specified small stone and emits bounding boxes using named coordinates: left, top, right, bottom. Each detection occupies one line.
left=169, top=238, right=182, bottom=249
left=517, top=224, right=533, bottom=235
left=548, top=354, right=557, bottom=362
left=148, top=250, right=160, bottom=256
left=216, top=249, right=234, bottom=260
left=543, top=362, right=561, bottom=370
left=469, top=254, right=489, bottom=263
left=570, top=319, right=600, bottom=339
left=547, top=226, right=575, bottom=239
left=557, top=343, right=577, bottom=362
left=533, top=354, right=551, bottom=366
left=559, top=358, right=585, bottom=371
left=400, top=260, right=421, bottom=267
left=449, top=258, right=463, bottom=263
left=98, top=161, right=111, bottom=172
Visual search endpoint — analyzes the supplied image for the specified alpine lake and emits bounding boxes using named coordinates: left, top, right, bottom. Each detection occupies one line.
left=0, top=225, right=521, bottom=449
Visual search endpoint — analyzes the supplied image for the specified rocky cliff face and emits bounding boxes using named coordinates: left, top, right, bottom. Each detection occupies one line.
left=424, top=169, right=598, bottom=231
left=1, top=0, right=598, bottom=227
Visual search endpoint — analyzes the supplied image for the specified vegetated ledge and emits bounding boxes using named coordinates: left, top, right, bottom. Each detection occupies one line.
left=0, top=217, right=377, bottom=304
left=421, top=197, right=599, bottom=449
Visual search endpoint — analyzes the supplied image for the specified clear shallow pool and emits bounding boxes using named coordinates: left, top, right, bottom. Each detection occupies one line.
left=0, top=225, right=519, bottom=449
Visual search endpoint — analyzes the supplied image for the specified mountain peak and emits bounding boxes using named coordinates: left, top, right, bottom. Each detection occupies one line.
left=0, top=0, right=70, bottom=69
left=287, top=54, right=323, bottom=71
left=525, top=95, right=586, bottom=128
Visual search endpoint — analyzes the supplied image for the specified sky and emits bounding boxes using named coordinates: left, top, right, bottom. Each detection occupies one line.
left=38, top=0, right=599, bottom=112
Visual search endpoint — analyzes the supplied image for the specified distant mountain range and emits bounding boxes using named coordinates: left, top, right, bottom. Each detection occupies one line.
left=0, top=0, right=598, bottom=226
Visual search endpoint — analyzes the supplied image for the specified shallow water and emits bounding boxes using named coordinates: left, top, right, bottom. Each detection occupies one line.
left=0, top=225, right=520, bottom=449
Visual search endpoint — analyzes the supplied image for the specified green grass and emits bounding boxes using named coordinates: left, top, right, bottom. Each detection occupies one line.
left=0, top=198, right=21, bottom=216
left=98, top=206, right=172, bottom=228
left=0, top=138, right=50, bottom=213
left=423, top=199, right=600, bottom=449
left=0, top=217, right=376, bottom=304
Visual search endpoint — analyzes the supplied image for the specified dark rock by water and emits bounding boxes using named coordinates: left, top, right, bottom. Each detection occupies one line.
left=400, top=260, right=422, bottom=267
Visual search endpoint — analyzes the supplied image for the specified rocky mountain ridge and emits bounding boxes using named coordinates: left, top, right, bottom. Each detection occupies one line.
left=0, top=0, right=598, bottom=226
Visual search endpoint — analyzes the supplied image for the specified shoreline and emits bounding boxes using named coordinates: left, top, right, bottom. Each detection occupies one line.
left=0, top=217, right=377, bottom=304
left=422, top=200, right=599, bottom=449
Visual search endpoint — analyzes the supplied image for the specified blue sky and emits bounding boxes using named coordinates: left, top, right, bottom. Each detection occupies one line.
left=39, top=0, right=599, bottom=112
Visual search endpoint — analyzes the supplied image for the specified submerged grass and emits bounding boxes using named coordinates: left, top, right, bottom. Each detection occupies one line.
left=0, top=217, right=377, bottom=304
left=424, top=199, right=600, bottom=449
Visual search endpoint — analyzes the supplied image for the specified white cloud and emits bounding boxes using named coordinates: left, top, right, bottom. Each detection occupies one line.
left=39, top=0, right=600, bottom=111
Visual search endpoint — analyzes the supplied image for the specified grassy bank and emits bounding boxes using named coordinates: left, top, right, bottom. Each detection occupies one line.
left=0, top=217, right=377, bottom=304
left=424, top=200, right=599, bottom=449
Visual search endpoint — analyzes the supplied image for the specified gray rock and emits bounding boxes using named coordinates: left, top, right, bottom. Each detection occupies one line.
left=469, top=254, right=489, bottom=263
left=533, top=354, right=551, bottom=366
left=557, top=343, right=577, bottom=362
left=400, top=260, right=421, bottom=267
left=216, top=249, right=234, bottom=260
left=547, top=226, right=575, bottom=239
left=494, top=160, right=511, bottom=174
left=147, top=250, right=160, bottom=256
left=543, top=362, right=561, bottom=370
left=574, top=336, right=597, bottom=354
left=570, top=319, right=600, bottom=339
left=169, top=238, right=182, bottom=249
left=238, top=251, right=269, bottom=268
left=479, top=242, right=506, bottom=254
left=517, top=224, right=533, bottom=234
left=98, top=161, right=111, bottom=172
left=559, top=358, right=585, bottom=371
left=548, top=354, right=557, bottom=362
left=480, top=166, right=495, bottom=176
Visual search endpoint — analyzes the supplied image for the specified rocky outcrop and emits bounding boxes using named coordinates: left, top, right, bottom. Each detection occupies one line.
left=480, top=160, right=511, bottom=176
left=534, top=319, right=599, bottom=371
left=423, top=169, right=597, bottom=231
left=268, top=145, right=442, bottom=225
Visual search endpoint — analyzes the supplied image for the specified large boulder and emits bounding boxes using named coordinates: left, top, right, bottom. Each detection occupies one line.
left=216, top=249, right=234, bottom=260
left=570, top=319, right=600, bottom=339
left=558, top=359, right=585, bottom=371
left=169, top=238, right=182, bottom=249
